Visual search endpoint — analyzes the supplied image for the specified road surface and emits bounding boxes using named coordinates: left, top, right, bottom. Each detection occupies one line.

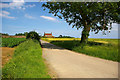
left=41, top=40, right=118, bottom=78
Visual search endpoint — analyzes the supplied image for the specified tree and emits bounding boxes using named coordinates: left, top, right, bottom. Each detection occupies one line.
left=2, top=33, right=9, bottom=36
left=59, top=35, right=62, bottom=38
left=42, top=2, right=119, bottom=44
left=58, top=35, right=74, bottom=38
left=24, top=32, right=28, bottom=36
left=15, top=33, right=24, bottom=36
left=26, top=31, right=40, bottom=41
left=15, top=32, right=28, bottom=36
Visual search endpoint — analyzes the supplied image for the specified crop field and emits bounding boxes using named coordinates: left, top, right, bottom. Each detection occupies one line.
left=2, top=38, right=26, bottom=48
left=42, top=38, right=119, bottom=62
left=42, top=38, right=81, bottom=42
left=2, top=39, right=50, bottom=78
left=42, top=38, right=118, bottom=44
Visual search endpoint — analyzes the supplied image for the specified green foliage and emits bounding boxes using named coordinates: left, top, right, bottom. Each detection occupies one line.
left=58, top=35, right=62, bottom=38
left=0, top=37, right=1, bottom=47
left=2, top=38, right=26, bottom=48
left=2, top=40, right=50, bottom=78
left=57, top=35, right=74, bottom=38
left=42, top=2, right=119, bottom=32
left=15, top=32, right=28, bottom=36
left=2, top=33, right=9, bottom=36
left=26, top=31, right=40, bottom=41
left=42, top=2, right=119, bottom=43
left=48, top=38, right=118, bottom=62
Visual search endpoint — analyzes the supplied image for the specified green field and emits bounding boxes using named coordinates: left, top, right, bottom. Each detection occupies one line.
left=2, top=38, right=26, bottom=48
left=42, top=38, right=119, bottom=62
left=2, top=39, right=50, bottom=78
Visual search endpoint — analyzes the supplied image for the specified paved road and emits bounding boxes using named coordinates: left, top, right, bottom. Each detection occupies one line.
left=41, top=40, right=118, bottom=78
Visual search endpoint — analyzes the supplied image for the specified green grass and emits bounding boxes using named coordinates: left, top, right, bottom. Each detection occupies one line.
left=2, top=39, right=50, bottom=78
left=43, top=38, right=118, bottom=62
left=2, top=38, right=26, bottom=48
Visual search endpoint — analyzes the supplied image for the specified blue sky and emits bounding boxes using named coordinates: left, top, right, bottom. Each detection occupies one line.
left=0, top=1, right=119, bottom=38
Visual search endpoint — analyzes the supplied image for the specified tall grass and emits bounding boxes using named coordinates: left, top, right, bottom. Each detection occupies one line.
left=2, top=39, right=50, bottom=78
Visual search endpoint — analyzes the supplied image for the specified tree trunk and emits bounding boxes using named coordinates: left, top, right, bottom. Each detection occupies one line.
left=80, top=26, right=90, bottom=44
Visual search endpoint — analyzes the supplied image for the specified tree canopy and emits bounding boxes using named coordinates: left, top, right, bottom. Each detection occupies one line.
left=42, top=2, right=119, bottom=43
left=26, top=31, right=40, bottom=41
left=2, top=33, right=9, bottom=36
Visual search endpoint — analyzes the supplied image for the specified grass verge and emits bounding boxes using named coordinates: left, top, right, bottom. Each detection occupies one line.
left=2, top=39, right=50, bottom=78
left=42, top=38, right=118, bottom=62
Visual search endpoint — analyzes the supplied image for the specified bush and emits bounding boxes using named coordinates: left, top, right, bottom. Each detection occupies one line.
left=26, top=31, right=40, bottom=41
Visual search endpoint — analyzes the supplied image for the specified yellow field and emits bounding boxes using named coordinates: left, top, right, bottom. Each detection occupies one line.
left=41, top=38, right=81, bottom=41
left=41, top=38, right=110, bottom=44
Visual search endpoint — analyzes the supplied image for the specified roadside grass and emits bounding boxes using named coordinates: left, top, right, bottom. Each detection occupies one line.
left=2, top=38, right=26, bottom=48
left=2, top=39, right=50, bottom=78
left=42, top=38, right=118, bottom=62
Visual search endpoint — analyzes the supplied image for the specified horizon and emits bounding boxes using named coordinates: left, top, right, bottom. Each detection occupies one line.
left=1, top=32, right=119, bottom=39
left=1, top=2, right=119, bottom=39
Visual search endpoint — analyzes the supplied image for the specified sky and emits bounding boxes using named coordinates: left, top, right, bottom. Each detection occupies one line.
left=0, top=0, right=119, bottom=38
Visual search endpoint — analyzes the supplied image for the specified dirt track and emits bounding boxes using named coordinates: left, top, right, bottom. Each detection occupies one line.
left=41, top=40, right=118, bottom=78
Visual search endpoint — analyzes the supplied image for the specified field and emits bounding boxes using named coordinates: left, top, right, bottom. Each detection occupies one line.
left=2, top=39, right=50, bottom=78
left=1, top=47, right=15, bottom=67
left=2, top=38, right=26, bottom=48
left=41, top=38, right=119, bottom=62
left=42, top=38, right=81, bottom=42
left=2, top=35, right=26, bottom=38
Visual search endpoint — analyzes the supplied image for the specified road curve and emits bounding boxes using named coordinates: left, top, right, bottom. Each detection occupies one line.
left=41, top=40, right=118, bottom=78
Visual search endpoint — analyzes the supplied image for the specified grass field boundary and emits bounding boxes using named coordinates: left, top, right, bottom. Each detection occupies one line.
left=2, top=39, right=50, bottom=78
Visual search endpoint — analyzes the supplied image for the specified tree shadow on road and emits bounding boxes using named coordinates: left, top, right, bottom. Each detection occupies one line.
left=42, top=42, right=64, bottom=50
left=50, top=40, right=104, bottom=50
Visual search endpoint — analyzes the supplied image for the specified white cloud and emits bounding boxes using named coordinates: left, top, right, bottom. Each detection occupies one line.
left=0, top=0, right=25, bottom=10
left=25, top=14, right=35, bottom=19
left=2, top=11, right=10, bottom=15
left=0, top=0, right=35, bottom=10
left=13, top=0, right=24, bottom=2
left=0, top=11, right=16, bottom=19
left=40, top=16, right=59, bottom=22
left=25, top=4, right=36, bottom=8
left=22, top=7, right=26, bottom=10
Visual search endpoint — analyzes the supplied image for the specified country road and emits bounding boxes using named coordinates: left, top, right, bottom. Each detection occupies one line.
left=41, top=40, right=118, bottom=78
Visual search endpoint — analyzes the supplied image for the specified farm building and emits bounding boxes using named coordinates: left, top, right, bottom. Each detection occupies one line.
left=44, top=32, right=54, bottom=38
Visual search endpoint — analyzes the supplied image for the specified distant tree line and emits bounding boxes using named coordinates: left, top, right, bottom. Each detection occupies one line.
left=1, top=32, right=74, bottom=38
left=15, top=32, right=28, bottom=36
left=0, top=32, right=28, bottom=36
left=57, top=35, right=74, bottom=38
left=1, top=33, right=9, bottom=36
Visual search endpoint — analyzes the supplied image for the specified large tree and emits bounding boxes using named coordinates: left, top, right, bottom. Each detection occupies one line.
left=42, top=2, right=119, bottom=44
